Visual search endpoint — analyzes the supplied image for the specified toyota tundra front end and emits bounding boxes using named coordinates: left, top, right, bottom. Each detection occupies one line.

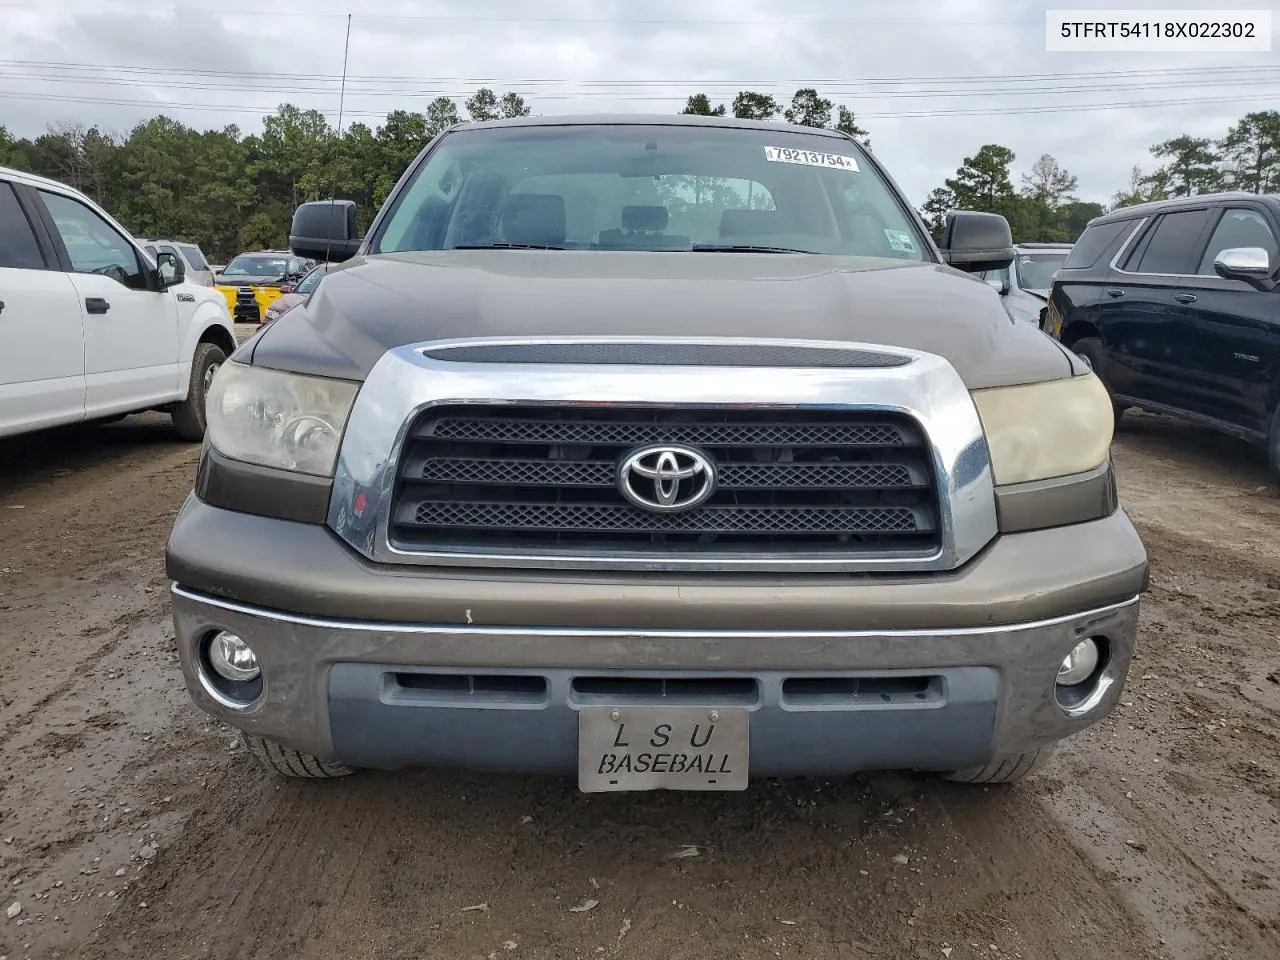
left=166, top=115, right=1147, bottom=789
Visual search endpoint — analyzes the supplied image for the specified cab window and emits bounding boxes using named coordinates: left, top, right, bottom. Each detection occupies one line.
left=40, top=190, right=147, bottom=290
left=1126, top=208, right=1213, bottom=275
left=0, top=182, right=46, bottom=270
left=1197, top=208, right=1279, bottom=275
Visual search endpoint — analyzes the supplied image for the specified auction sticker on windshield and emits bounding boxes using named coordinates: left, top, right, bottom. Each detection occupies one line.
left=578, top=705, right=749, bottom=792
left=764, top=146, right=859, bottom=171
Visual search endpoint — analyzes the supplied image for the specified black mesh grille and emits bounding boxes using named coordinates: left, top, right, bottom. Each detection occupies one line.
left=410, top=501, right=924, bottom=534
left=429, top=417, right=905, bottom=448
left=414, top=457, right=916, bottom=490
left=389, top=404, right=941, bottom=557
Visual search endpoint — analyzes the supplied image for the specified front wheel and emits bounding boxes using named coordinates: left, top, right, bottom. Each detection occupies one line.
left=171, top=342, right=226, bottom=441
left=940, top=747, right=1055, bottom=785
left=1265, top=404, right=1280, bottom=483
left=243, top=734, right=356, bottom=779
left=1070, top=337, right=1127, bottom=428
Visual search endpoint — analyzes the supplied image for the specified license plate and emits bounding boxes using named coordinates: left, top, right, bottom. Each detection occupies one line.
left=577, top=705, right=749, bottom=792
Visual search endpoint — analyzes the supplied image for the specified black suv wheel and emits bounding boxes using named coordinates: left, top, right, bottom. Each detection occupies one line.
left=1070, top=337, right=1128, bottom=428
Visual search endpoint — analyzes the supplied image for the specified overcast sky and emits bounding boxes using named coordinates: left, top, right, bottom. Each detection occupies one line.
left=1, top=0, right=1277, bottom=205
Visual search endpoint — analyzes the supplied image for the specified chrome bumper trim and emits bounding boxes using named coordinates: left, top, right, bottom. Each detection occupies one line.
left=172, top=583, right=1137, bottom=639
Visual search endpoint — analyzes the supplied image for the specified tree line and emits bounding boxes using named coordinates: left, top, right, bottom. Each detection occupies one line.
left=1, top=86, right=1276, bottom=261
left=917, top=110, right=1280, bottom=245
left=0, top=89, right=532, bottom=262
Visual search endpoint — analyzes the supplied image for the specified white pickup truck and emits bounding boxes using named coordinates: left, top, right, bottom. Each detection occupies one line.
left=0, top=165, right=236, bottom=440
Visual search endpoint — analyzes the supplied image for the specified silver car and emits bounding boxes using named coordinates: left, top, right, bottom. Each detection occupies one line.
left=140, top=239, right=217, bottom=287
left=981, top=242, right=1072, bottom=327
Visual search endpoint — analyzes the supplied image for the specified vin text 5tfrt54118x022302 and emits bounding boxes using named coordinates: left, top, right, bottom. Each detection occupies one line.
left=164, top=114, right=1147, bottom=792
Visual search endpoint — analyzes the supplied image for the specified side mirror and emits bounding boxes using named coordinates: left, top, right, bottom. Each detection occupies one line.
left=155, top=250, right=185, bottom=288
left=984, top=276, right=1009, bottom=296
left=939, top=211, right=1015, bottom=273
left=290, top=199, right=362, bottom=263
left=1213, top=247, right=1276, bottom=292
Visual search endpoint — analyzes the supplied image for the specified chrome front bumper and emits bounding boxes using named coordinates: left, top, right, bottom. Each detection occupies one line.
left=171, top=586, right=1139, bottom=776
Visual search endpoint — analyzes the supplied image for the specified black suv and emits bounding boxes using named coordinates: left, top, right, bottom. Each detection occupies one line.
left=1046, top=192, right=1280, bottom=474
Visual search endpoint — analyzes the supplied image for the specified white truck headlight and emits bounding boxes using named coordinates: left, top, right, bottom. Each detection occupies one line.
left=206, top=360, right=359, bottom=477
left=971, top=373, right=1113, bottom=485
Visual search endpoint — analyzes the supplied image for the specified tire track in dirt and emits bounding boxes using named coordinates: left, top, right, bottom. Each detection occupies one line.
left=1035, top=415, right=1280, bottom=959
left=0, top=597, right=170, bottom=751
left=66, top=768, right=1161, bottom=960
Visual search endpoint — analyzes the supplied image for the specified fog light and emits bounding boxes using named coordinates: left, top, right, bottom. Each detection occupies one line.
left=1057, top=638, right=1100, bottom=686
left=208, top=631, right=260, bottom=682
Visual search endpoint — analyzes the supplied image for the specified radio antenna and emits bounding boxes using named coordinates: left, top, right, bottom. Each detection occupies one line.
left=324, top=13, right=353, bottom=263
left=336, top=13, right=352, bottom=140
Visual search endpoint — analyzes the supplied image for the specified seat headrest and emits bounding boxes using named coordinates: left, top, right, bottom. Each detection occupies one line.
left=502, top=193, right=566, bottom=246
left=621, top=205, right=668, bottom=232
left=720, top=209, right=781, bottom=237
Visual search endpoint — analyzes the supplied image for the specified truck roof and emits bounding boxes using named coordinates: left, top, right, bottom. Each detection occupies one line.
left=449, top=113, right=859, bottom=140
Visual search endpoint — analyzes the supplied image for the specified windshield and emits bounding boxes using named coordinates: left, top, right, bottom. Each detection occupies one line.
left=223, top=254, right=288, bottom=277
left=1014, top=252, right=1068, bottom=291
left=372, top=124, right=927, bottom=258
left=295, top=264, right=327, bottom=294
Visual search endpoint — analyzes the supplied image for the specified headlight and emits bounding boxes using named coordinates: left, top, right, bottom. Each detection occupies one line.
left=266, top=302, right=298, bottom=321
left=971, top=373, right=1113, bottom=485
left=205, top=360, right=359, bottom=477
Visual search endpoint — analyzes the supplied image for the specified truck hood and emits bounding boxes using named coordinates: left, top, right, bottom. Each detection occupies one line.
left=246, top=250, right=1084, bottom=389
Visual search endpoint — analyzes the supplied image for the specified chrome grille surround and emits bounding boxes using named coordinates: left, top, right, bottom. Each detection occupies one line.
left=326, top=336, right=999, bottom=573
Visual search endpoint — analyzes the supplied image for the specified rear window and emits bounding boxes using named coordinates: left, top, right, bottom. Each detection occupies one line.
left=1062, top=219, right=1139, bottom=269
left=1013, top=251, right=1068, bottom=291
left=1128, top=208, right=1214, bottom=274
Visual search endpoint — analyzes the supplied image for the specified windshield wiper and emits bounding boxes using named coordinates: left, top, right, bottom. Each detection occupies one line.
left=452, top=241, right=565, bottom=250
left=690, top=243, right=809, bottom=254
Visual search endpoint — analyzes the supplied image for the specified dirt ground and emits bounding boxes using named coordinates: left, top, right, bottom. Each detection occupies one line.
left=2, top=350, right=1278, bottom=960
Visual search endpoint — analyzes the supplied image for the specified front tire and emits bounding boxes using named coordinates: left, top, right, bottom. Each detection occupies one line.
left=243, top=734, right=356, bottom=779
left=171, top=342, right=226, bottom=441
left=1070, top=337, right=1127, bottom=428
left=1265, top=404, right=1280, bottom=483
left=940, top=747, right=1055, bottom=785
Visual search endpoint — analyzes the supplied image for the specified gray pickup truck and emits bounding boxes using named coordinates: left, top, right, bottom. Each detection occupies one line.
left=166, top=114, right=1147, bottom=790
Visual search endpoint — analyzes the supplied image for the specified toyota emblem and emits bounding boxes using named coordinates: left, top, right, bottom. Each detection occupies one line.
left=617, top=444, right=717, bottom=513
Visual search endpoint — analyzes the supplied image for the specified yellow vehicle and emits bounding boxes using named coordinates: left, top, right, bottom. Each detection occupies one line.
left=214, top=250, right=314, bottom=324
left=1042, top=299, right=1064, bottom=339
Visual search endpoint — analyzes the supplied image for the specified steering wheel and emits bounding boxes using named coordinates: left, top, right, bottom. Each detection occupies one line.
left=92, top=263, right=131, bottom=286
